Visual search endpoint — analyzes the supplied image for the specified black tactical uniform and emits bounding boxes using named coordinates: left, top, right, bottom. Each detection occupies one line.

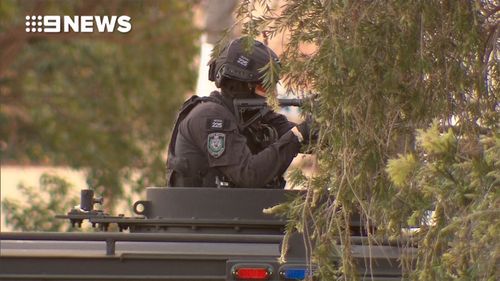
left=166, top=91, right=300, bottom=188
left=166, top=37, right=310, bottom=188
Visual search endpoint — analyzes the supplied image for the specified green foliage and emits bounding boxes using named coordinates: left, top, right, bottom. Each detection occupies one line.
left=386, top=153, right=419, bottom=189
left=237, top=0, right=499, bottom=279
left=417, top=121, right=458, bottom=157
left=1, top=1, right=199, bottom=209
left=387, top=126, right=499, bottom=280
left=2, top=173, right=79, bottom=232
left=259, top=58, right=282, bottom=109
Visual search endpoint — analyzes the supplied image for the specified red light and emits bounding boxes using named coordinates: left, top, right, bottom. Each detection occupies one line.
left=233, top=267, right=271, bottom=280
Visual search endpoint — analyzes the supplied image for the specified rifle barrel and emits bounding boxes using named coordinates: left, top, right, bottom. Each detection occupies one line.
left=234, top=98, right=304, bottom=108
left=277, top=99, right=302, bottom=107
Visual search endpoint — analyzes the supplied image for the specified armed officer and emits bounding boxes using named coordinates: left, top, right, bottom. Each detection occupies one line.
left=166, top=37, right=313, bottom=188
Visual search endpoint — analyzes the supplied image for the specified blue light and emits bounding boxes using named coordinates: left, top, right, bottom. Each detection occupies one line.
left=282, top=268, right=308, bottom=280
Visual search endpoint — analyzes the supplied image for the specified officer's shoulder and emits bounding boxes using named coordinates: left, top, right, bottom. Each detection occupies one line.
left=182, top=100, right=236, bottom=133
left=189, top=100, right=233, bottom=118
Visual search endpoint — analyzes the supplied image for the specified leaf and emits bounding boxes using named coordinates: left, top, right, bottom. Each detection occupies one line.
left=386, top=153, right=419, bottom=189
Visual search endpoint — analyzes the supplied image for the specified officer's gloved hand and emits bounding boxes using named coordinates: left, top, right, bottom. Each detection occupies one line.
left=293, top=115, right=318, bottom=145
left=261, top=110, right=281, bottom=125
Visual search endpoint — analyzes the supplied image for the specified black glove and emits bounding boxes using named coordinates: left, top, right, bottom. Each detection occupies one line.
left=247, top=122, right=279, bottom=149
left=262, top=111, right=296, bottom=136
left=296, top=116, right=318, bottom=145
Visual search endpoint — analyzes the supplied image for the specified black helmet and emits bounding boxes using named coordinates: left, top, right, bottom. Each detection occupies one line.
left=208, top=37, right=281, bottom=88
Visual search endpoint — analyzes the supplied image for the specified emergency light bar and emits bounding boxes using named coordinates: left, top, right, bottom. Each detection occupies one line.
left=232, top=265, right=272, bottom=280
left=280, top=267, right=309, bottom=280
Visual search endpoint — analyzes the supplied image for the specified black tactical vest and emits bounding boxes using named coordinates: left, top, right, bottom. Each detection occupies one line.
left=166, top=93, right=229, bottom=187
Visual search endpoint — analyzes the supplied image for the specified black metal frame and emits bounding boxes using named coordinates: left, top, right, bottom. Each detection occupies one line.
left=0, top=232, right=284, bottom=256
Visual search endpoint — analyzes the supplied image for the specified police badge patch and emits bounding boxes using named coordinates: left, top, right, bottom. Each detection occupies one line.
left=207, top=132, right=226, bottom=158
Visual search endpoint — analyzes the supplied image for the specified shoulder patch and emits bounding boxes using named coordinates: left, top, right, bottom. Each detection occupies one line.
left=207, top=132, right=226, bottom=158
left=207, top=118, right=229, bottom=131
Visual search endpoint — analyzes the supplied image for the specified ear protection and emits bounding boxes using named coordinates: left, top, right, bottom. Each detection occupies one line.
left=208, top=60, right=216, bottom=82
left=209, top=63, right=226, bottom=88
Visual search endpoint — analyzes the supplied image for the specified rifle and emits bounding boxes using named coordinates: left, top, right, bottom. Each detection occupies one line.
left=233, top=98, right=305, bottom=130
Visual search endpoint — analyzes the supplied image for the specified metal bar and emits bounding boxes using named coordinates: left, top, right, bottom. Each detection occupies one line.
left=0, top=274, right=225, bottom=280
left=88, top=217, right=286, bottom=226
left=0, top=232, right=415, bottom=247
left=106, top=238, right=115, bottom=256
left=0, top=232, right=284, bottom=244
left=0, top=255, right=229, bottom=280
left=350, top=236, right=417, bottom=247
left=118, top=253, right=232, bottom=260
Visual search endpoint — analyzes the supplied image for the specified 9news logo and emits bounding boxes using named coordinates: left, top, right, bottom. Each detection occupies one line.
left=25, top=15, right=132, bottom=33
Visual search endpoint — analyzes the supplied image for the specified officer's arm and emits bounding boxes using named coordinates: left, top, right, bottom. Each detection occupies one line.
left=217, top=131, right=300, bottom=188
left=185, top=110, right=300, bottom=188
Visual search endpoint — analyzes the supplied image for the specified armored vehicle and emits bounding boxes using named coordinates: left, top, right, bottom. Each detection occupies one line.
left=0, top=187, right=414, bottom=280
